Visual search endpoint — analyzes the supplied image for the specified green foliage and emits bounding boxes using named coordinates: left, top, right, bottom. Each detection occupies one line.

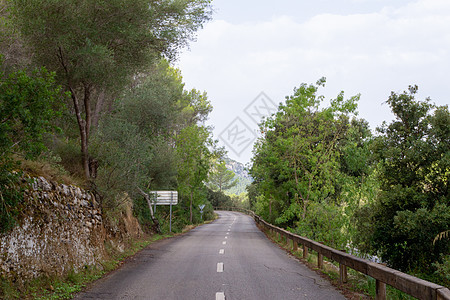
left=10, top=0, right=211, bottom=87
left=0, top=64, right=64, bottom=158
left=176, top=124, right=215, bottom=223
left=0, top=159, right=23, bottom=233
left=225, top=176, right=251, bottom=195
left=89, top=60, right=216, bottom=229
left=250, top=78, right=360, bottom=231
left=9, top=0, right=212, bottom=178
left=433, top=254, right=450, bottom=286
left=91, top=116, right=153, bottom=207
left=0, top=0, right=32, bottom=73
left=120, top=60, right=183, bottom=139
left=291, top=201, right=349, bottom=249
left=208, top=188, right=233, bottom=208
left=355, top=86, right=449, bottom=273
left=0, top=62, right=63, bottom=233
left=208, top=160, right=237, bottom=192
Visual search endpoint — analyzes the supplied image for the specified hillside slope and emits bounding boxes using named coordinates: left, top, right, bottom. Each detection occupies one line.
left=224, top=157, right=252, bottom=195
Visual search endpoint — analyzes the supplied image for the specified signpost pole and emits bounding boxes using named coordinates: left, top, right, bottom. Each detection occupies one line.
left=169, top=191, right=173, bottom=233
left=199, top=204, right=205, bottom=221
left=150, top=191, right=177, bottom=233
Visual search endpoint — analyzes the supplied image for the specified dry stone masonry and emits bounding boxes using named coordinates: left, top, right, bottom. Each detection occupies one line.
left=0, top=177, right=106, bottom=281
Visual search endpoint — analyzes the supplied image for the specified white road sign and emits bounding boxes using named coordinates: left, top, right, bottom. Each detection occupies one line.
left=152, top=191, right=178, bottom=205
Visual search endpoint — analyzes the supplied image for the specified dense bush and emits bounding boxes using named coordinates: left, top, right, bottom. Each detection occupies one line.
left=0, top=63, right=63, bottom=232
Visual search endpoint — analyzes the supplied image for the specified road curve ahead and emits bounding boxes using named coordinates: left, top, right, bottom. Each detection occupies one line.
left=75, top=211, right=346, bottom=300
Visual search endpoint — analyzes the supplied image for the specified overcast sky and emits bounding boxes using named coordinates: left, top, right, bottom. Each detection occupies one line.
left=176, top=0, right=450, bottom=164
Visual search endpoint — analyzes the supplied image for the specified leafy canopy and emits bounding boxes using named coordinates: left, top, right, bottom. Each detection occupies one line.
left=357, top=86, right=449, bottom=272
left=0, top=60, right=64, bottom=232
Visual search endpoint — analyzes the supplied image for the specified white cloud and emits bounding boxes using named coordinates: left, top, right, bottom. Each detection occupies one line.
left=178, top=0, right=450, bottom=163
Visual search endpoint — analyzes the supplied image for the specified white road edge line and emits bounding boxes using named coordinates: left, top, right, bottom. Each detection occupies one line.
left=219, top=249, right=224, bottom=254
left=217, top=262, right=224, bottom=272
left=216, top=292, right=225, bottom=300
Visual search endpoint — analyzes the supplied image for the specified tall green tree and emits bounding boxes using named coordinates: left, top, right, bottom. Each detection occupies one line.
left=176, top=124, right=214, bottom=223
left=10, top=0, right=212, bottom=178
left=251, top=78, right=359, bottom=224
left=356, top=86, right=449, bottom=272
left=208, top=160, right=237, bottom=192
left=90, top=60, right=184, bottom=228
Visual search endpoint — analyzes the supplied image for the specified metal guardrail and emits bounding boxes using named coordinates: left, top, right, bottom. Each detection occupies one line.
left=216, top=207, right=450, bottom=300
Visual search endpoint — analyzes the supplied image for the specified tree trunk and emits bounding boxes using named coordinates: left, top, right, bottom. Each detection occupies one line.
left=70, top=90, right=90, bottom=179
left=83, top=83, right=91, bottom=143
left=269, top=197, right=272, bottom=219
left=302, top=199, right=308, bottom=220
left=91, top=88, right=107, bottom=130
left=137, top=187, right=160, bottom=233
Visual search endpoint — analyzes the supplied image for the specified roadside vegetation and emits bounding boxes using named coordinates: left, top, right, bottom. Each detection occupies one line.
left=1, top=1, right=219, bottom=297
left=0, top=0, right=448, bottom=296
left=248, top=79, right=449, bottom=286
left=0, top=0, right=218, bottom=235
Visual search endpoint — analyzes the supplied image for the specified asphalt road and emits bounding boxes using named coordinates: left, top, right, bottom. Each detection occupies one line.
left=74, top=211, right=346, bottom=300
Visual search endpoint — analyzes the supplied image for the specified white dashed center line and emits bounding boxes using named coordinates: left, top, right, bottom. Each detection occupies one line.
left=215, top=216, right=235, bottom=300
left=217, top=262, right=224, bottom=272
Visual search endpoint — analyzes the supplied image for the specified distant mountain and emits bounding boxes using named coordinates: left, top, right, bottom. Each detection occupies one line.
left=223, top=157, right=252, bottom=195
left=224, top=157, right=251, bottom=180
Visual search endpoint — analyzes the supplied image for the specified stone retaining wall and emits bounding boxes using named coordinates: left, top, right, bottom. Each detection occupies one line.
left=0, top=177, right=108, bottom=280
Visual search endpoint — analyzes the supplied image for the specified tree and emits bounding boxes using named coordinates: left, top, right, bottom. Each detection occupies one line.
left=207, top=188, right=233, bottom=208
left=208, top=161, right=237, bottom=192
left=251, top=78, right=359, bottom=224
left=0, top=0, right=31, bottom=73
left=10, top=0, right=212, bottom=178
left=356, top=86, right=449, bottom=272
left=176, top=125, right=214, bottom=223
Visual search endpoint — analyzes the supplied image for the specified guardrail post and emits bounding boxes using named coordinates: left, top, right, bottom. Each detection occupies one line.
left=292, top=240, right=298, bottom=251
left=318, top=253, right=323, bottom=269
left=232, top=208, right=450, bottom=300
left=376, top=279, right=386, bottom=300
left=339, top=250, right=348, bottom=284
left=437, top=288, right=450, bottom=300
left=339, top=264, right=348, bottom=284
left=303, top=245, right=308, bottom=259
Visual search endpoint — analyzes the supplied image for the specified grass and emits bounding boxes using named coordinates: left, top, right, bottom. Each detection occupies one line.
left=261, top=226, right=419, bottom=300
left=17, top=155, right=84, bottom=188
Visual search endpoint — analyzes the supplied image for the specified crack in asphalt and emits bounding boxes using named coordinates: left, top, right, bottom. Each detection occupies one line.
left=263, top=264, right=330, bottom=288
